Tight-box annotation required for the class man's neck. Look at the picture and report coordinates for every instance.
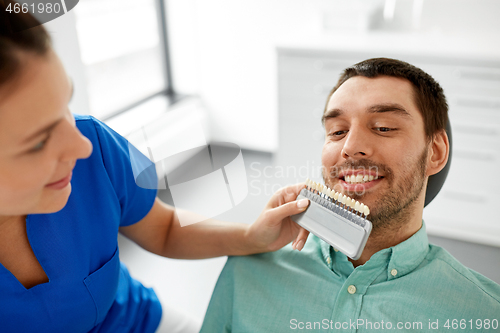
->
[348,201,424,267]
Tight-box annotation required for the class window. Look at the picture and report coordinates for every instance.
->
[74,0,169,119]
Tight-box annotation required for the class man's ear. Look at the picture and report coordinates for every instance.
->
[427,129,449,176]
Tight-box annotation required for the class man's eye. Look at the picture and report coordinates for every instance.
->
[330,130,347,136]
[375,127,394,132]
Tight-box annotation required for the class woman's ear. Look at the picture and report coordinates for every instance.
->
[427,129,449,176]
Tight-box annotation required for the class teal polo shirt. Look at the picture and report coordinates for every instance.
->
[201,223,500,332]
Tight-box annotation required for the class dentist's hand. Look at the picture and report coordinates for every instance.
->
[245,183,310,253]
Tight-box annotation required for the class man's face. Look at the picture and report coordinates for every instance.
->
[321,75,430,229]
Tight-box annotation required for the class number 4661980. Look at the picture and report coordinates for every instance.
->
[6,2,62,14]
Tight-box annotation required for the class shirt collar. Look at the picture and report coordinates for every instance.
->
[320,221,429,279]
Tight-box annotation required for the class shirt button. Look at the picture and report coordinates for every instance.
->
[326,257,331,264]
[347,285,356,294]
[391,269,398,277]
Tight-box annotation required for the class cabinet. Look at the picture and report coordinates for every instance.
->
[276,48,500,246]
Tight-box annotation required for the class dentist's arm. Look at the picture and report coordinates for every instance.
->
[119,183,310,259]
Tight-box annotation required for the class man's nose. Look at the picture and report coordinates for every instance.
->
[341,127,373,159]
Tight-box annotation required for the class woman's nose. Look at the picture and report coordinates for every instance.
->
[60,119,93,162]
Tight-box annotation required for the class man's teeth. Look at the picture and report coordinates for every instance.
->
[344,174,379,184]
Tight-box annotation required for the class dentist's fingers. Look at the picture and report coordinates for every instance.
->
[266,183,306,209]
[265,198,309,228]
[292,228,310,251]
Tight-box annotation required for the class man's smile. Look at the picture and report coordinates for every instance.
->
[335,170,386,192]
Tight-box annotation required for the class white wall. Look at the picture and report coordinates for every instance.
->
[166,0,500,152]
[44,11,90,116]
[167,0,331,152]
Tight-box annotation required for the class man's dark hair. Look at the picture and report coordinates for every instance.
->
[323,58,448,141]
[0,0,51,87]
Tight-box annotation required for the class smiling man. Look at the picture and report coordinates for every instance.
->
[200,58,500,333]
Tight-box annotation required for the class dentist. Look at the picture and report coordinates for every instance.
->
[0,4,309,332]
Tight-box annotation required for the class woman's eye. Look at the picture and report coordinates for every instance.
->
[31,138,49,152]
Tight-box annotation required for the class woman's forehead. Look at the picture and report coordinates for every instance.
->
[0,50,71,148]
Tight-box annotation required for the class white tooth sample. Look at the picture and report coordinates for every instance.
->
[363,175,369,182]
[348,198,355,209]
[345,175,350,183]
[326,188,332,197]
[306,178,311,187]
[356,174,363,183]
[369,175,374,181]
[363,205,370,216]
[333,192,339,200]
[322,186,327,195]
[345,197,352,207]
[359,203,365,214]
[339,194,345,204]
[354,201,360,212]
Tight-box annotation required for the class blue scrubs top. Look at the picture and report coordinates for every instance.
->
[0,114,162,333]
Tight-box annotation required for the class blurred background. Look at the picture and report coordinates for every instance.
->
[45,0,500,328]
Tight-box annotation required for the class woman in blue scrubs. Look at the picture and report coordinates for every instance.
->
[0,5,310,333]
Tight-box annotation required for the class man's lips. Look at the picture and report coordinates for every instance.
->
[339,176,383,192]
[46,172,72,189]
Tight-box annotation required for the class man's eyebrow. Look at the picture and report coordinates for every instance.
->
[22,118,63,144]
[321,108,343,124]
[368,103,412,118]
[322,103,411,124]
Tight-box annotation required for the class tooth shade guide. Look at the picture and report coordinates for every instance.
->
[302,179,370,220]
[292,179,373,259]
